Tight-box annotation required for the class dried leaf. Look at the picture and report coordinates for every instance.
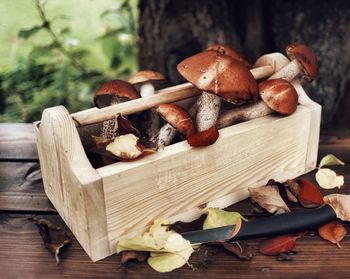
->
[318,221,347,248]
[249,185,290,214]
[106,134,144,160]
[324,194,350,222]
[29,217,71,264]
[259,235,296,256]
[121,251,149,263]
[187,126,219,147]
[319,154,345,168]
[221,241,254,260]
[115,114,142,138]
[203,208,245,230]
[316,168,344,189]
[286,178,324,208]
[117,219,194,273]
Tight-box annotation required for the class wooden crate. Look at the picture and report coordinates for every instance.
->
[33,53,321,262]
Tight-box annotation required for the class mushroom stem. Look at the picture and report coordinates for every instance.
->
[196,92,222,132]
[156,123,178,148]
[140,83,155,98]
[269,59,302,81]
[217,101,272,129]
[101,98,123,140]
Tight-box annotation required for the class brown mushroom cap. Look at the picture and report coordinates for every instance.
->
[155,104,195,137]
[177,50,258,104]
[259,79,298,115]
[128,70,165,85]
[286,44,318,81]
[206,44,251,68]
[94,80,140,108]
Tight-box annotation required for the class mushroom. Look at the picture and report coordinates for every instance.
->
[268,44,318,104]
[217,79,298,128]
[128,70,166,98]
[216,45,318,128]
[94,80,140,140]
[128,70,166,140]
[269,44,318,81]
[177,49,258,132]
[155,104,195,149]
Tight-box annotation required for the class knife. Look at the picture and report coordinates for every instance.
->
[181,204,336,244]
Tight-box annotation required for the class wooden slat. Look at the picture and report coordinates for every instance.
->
[0,124,38,160]
[2,213,350,279]
[0,162,55,212]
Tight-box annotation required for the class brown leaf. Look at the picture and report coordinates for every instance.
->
[29,217,71,264]
[115,114,142,138]
[249,185,290,214]
[324,194,350,222]
[221,241,254,260]
[187,126,219,147]
[318,221,347,248]
[121,251,149,264]
[285,179,324,208]
[259,235,297,256]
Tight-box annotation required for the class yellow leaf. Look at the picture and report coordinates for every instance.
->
[203,208,245,230]
[319,154,345,168]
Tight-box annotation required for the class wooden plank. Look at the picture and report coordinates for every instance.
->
[0,161,55,212]
[2,213,350,279]
[0,123,38,160]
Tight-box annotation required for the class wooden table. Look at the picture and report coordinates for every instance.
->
[1,123,350,279]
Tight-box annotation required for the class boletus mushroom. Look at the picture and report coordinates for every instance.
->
[94,80,140,140]
[217,79,298,128]
[177,48,258,133]
[155,104,195,149]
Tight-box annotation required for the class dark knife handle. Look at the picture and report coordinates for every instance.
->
[232,204,336,241]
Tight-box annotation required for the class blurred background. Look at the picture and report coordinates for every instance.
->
[0,0,349,126]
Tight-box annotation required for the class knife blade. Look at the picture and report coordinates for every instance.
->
[181,204,336,244]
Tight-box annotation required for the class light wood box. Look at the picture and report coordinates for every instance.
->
[34,53,321,262]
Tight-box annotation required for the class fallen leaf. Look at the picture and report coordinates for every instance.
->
[117,219,194,273]
[221,241,254,260]
[187,126,219,147]
[285,179,324,208]
[318,221,347,248]
[148,246,193,273]
[315,168,344,189]
[249,185,290,214]
[324,194,350,222]
[29,217,71,264]
[203,208,245,230]
[115,114,142,138]
[319,154,345,168]
[259,235,296,256]
[106,134,144,160]
[121,251,149,263]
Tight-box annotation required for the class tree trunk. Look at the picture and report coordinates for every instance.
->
[138,0,350,125]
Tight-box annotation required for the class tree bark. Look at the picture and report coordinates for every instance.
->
[138,0,350,125]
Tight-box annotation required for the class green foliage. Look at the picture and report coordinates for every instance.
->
[0,0,138,123]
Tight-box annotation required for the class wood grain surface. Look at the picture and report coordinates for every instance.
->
[0,124,349,278]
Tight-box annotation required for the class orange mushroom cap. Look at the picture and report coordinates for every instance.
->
[206,44,251,68]
[259,79,298,115]
[128,70,165,85]
[156,104,196,137]
[94,80,140,108]
[286,44,318,81]
[177,50,258,104]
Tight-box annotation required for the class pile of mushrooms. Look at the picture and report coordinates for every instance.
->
[89,43,318,163]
